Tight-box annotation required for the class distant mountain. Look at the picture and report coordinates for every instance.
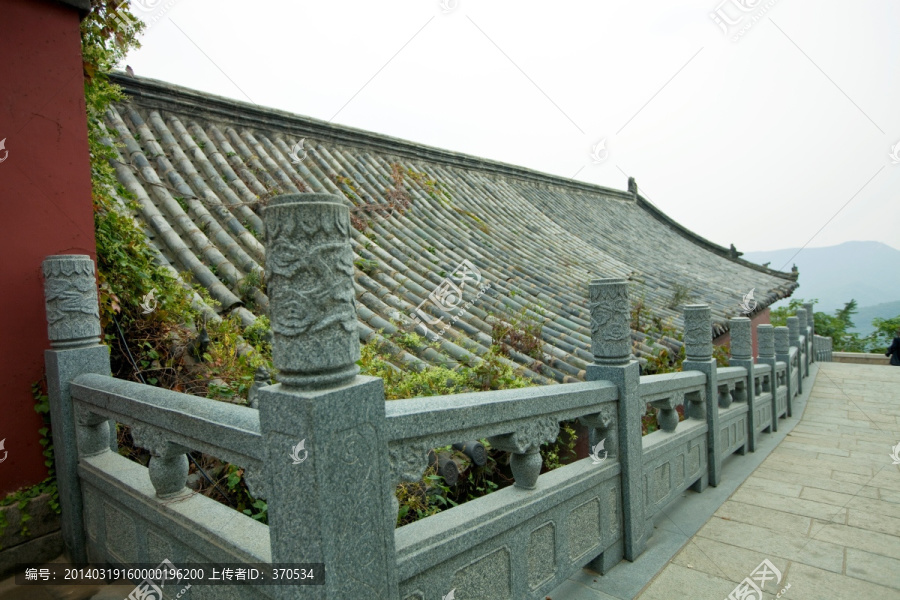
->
[743,241,900,313]
[849,300,900,336]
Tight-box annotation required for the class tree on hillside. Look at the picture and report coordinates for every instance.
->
[869,316,900,354]
[770,298,865,352]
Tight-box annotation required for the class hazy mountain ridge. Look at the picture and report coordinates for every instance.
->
[847,300,900,336]
[744,241,900,314]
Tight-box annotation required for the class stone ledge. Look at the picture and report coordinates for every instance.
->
[0,492,62,579]
[833,352,891,366]
[0,531,63,580]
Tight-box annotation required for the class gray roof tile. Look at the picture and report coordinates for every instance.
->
[105,73,797,384]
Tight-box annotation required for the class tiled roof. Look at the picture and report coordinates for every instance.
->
[103,73,798,384]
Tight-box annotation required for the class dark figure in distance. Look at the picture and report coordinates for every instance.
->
[886,329,900,366]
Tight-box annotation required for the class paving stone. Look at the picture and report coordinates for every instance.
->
[729,487,846,521]
[669,536,790,586]
[846,507,900,537]
[845,547,900,590]
[809,521,900,561]
[752,466,862,496]
[695,517,844,574]
[636,563,777,600]
[713,501,813,538]
[742,476,803,497]
[784,561,898,599]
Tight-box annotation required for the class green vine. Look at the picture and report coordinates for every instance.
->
[0,383,60,549]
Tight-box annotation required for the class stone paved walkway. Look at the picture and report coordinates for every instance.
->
[636,362,900,599]
[552,362,900,600]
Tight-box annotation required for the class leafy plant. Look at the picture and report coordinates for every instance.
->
[668,284,692,309]
[0,382,61,548]
[354,258,379,275]
[490,303,545,361]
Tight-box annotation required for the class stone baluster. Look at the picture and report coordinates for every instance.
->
[256,193,397,599]
[787,316,803,395]
[584,278,645,570]
[131,425,190,498]
[756,325,779,430]
[774,326,794,417]
[42,255,113,565]
[682,305,720,487]
[728,317,756,452]
[488,418,559,490]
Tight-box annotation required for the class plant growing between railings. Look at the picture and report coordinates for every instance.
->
[540,422,578,471]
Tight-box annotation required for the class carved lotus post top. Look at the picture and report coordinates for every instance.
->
[774,326,790,354]
[42,255,101,350]
[757,324,775,358]
[683,304,712,361]
[264,193,360,389]
[589,278,631,365]
[786,317,800,346]
[729,317,752,360]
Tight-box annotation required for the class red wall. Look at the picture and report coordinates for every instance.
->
[0,0,95,496]
[714,308,772,360]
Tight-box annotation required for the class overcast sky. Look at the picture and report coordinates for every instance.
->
[121,0,900,256]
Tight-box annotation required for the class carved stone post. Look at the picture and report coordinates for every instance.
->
[756,324,778,432]
[795,308,809,378]
[775,326,793,418]
[787,316,803,395]
[728,317,757,452]
[584,278,644,571]
[682,305,721,487]
[256,193,397,599]
[802,302,815,363]
[42,255,112,565]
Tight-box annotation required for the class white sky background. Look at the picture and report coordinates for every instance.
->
[122,0,900,257]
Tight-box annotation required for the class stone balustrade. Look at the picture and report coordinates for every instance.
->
[41,193,831,599]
